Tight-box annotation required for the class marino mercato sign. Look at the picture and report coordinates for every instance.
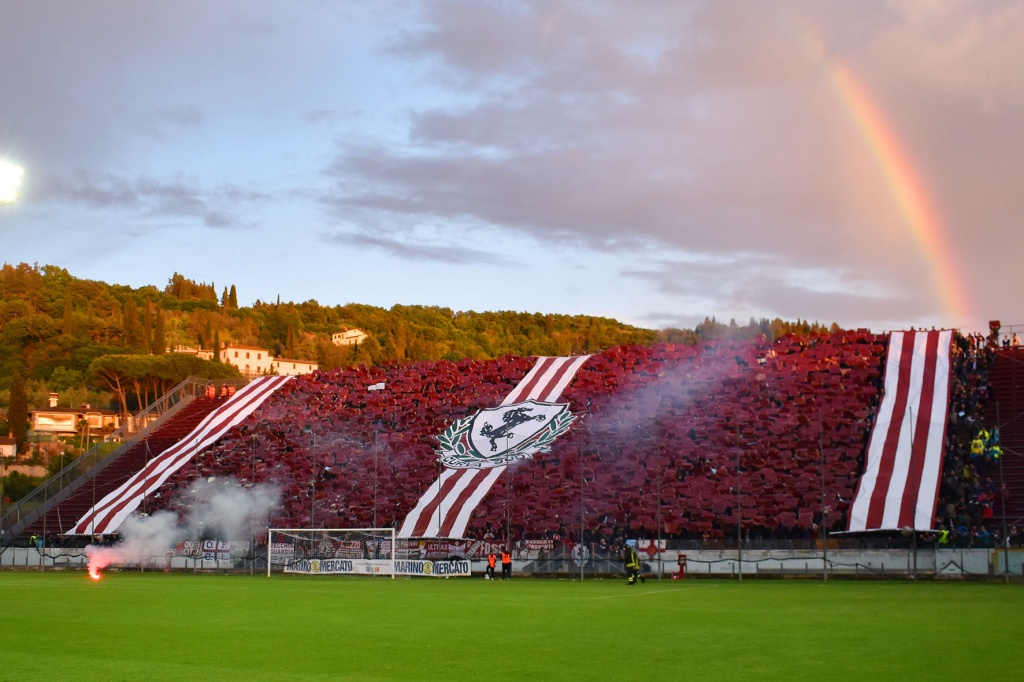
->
[395,559,471,577]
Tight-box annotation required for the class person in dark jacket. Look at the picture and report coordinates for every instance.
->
[623,544,641,585]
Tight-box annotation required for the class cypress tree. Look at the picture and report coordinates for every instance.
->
[142,303,153,352]
[122,296,146,350]
[153,310,166,354]
[8,373,28,454]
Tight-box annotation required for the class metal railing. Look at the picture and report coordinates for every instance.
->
[0,377,241,544]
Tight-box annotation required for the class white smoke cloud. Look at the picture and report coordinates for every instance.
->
[185,477,281,542]
[86,477,280,578]
[586,344,749,443]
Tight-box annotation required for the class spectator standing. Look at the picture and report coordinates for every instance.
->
[500,546,512,580]
[486,551,496,580]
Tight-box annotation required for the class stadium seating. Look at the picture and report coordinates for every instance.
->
[24,395,226,537]
[36,329,1004,550]
[158,331,898,544]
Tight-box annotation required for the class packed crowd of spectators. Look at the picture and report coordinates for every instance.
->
[933,331,1015,549]
[85,328,1016,552]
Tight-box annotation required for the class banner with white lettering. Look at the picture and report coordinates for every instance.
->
[395,559,471,577]
[284,558,393,575]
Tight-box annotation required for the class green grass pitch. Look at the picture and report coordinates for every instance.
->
[2,571,1022,681]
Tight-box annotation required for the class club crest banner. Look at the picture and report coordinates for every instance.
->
[438,400,576,470]
[399,355,591,539]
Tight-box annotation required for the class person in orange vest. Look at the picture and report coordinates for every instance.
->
[486,550,497,580]
[500,546,512,580]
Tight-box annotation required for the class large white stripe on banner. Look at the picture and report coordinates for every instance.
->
[915,338,951,528]
[446,467,505,539]
[847,330,952,532]
[69,376,292,535]
[849,331,904,521]
[415,467,477,538]
[877,332,926,527]
[399,355,590,539]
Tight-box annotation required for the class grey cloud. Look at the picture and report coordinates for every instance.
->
[622,255,927,329]
[303,109,337,124]
[157,106,204,127]
[321,230,511,266]
[325,5,863,265]
[322,133,839,261]
[36,170,261,232]
[40,171,200,210]
[203,211,239,229]
[218,184,270,203]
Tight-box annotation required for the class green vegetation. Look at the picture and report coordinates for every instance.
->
[0,262,835,389]
[1,572,1020,680]
[87,352,240,416]
[0,263,660,392]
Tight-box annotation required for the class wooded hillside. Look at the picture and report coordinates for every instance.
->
[0,262,834,417]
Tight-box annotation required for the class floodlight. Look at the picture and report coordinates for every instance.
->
[0,160,25,205]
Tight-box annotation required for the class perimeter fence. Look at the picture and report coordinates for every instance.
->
[2,539,1022,581]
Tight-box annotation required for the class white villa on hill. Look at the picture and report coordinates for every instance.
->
[171,343,319,378]
[332,328,368,346]
[219,344,274,378]
[271,357,318,376]
[213,344,318,377]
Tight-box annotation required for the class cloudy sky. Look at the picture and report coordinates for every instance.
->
[1,1,1021,334]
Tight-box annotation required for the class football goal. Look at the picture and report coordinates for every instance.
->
[266,528,396,578]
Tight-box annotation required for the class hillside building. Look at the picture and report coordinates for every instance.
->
[30,393,120,436]
[271,357,319,376]
[332,328,368,346]
[219,344,274,378]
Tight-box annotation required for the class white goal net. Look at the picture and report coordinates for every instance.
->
[266,528,396,577]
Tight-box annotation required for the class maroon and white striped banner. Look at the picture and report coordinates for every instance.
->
[847,329,953,532]
[69,375,292,535]
[399,355,590,539]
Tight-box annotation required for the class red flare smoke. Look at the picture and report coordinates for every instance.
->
[86,546,116,581]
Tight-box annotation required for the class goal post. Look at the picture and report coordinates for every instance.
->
[266,527,397,578]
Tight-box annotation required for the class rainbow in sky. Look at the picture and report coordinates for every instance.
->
[792,16,971,327]
[829,65,970,326]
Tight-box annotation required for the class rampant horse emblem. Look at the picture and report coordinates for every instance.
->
[478,406,547,451]
[438,400,576,469]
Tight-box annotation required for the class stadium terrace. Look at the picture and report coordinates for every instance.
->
[3,328,1022,580]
